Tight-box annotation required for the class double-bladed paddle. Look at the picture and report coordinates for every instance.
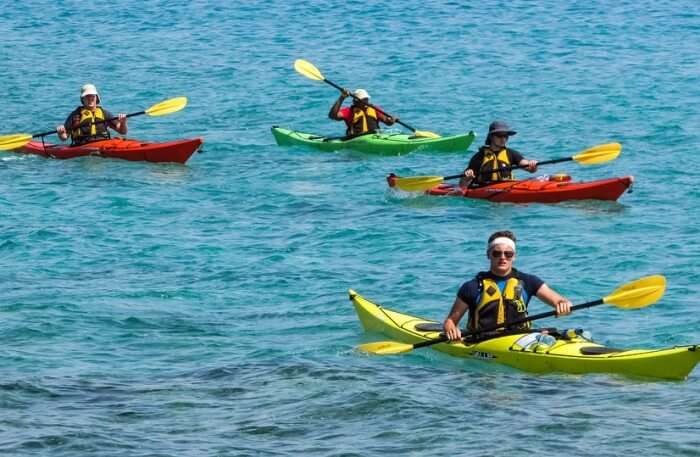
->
[357,275,665,355]
[388,142,622,192]
[293,59,440,139]
[0,97,188,151]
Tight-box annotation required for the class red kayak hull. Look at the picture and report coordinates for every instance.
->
[426,176,633,203]
[20,137,203,164]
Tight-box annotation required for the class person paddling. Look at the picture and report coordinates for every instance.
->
[460,121,538,188]
[443,231,572,342]
[328,88,397,138]
[57,84,128,146]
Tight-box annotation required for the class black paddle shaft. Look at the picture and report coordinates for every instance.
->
[441,156,574,181]
[322,77,420,133]
[411,298,604,350]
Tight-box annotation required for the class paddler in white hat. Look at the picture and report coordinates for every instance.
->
[328,88,398,138]
[57,83,128,145]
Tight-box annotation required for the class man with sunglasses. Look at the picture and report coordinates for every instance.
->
[460,121,538,188]
[443,231,571,342]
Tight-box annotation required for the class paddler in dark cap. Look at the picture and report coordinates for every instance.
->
[460,120,538,188]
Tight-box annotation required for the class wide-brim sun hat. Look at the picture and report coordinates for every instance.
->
[488,120,517,136]
[485,120,516,145]
[80,83,101,103]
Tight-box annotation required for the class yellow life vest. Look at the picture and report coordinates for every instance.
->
[468,275,530,332]
[478,147,514,183]
[349,106,379,136]
[71,107,110,144]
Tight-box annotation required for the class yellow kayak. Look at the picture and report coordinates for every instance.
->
[349,289,700,380]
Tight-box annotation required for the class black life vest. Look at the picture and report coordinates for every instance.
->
[70,106,110,145]
[477,146,514,183]
[348,105,379,136]
[468,271,530,332]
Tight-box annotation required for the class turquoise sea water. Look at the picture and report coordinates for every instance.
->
[1,1,700,455]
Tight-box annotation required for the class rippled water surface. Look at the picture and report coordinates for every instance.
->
[1,1,700,456]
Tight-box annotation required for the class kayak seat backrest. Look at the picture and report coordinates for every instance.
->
[579,346,624,355]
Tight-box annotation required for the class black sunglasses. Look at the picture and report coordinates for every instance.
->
[490,250,515,259]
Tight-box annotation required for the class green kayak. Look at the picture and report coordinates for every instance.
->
[271,126,476,155]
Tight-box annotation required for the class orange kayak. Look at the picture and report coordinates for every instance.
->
[425,175,634,203]
[20,137,203,164]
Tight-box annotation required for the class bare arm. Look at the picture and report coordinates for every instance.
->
[535,283,571,316]
[57,125,69,141]
[459,169,475,188]
[443,296,469,341]
[56,113,76,142]
[518,158,538,172]
[110,113,128,135]
[459,152,482,188]
[378,111,397,126]
[328,91,349,120]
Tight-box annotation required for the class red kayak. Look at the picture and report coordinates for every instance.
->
[424,175,634,203]
[20,137,203,164]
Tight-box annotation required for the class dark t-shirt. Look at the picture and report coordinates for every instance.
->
[457,270,544,313]
[467,147,524,180]
[64,106,116,134]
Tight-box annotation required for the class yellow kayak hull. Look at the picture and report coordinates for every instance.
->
[349,289,700,380]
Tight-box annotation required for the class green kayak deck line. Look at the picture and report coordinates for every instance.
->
[271,126,476,155]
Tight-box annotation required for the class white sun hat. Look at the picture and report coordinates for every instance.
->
[80,83,100,103]
[353,88,370,100]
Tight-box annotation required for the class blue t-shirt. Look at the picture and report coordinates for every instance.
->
[457,270,544,311]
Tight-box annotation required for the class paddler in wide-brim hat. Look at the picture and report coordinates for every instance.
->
[57,83,128,146]
[460,120,539,188]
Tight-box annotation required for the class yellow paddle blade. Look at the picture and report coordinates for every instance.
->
[356,340,415,355]
[572,142,622,165]
[391,175,446,192]
[413,130,441,139]
[145,97,188,117]
[584,142,622,154]
[0,133,33,151]
[294,59,325,81]
[603,275,666,309]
